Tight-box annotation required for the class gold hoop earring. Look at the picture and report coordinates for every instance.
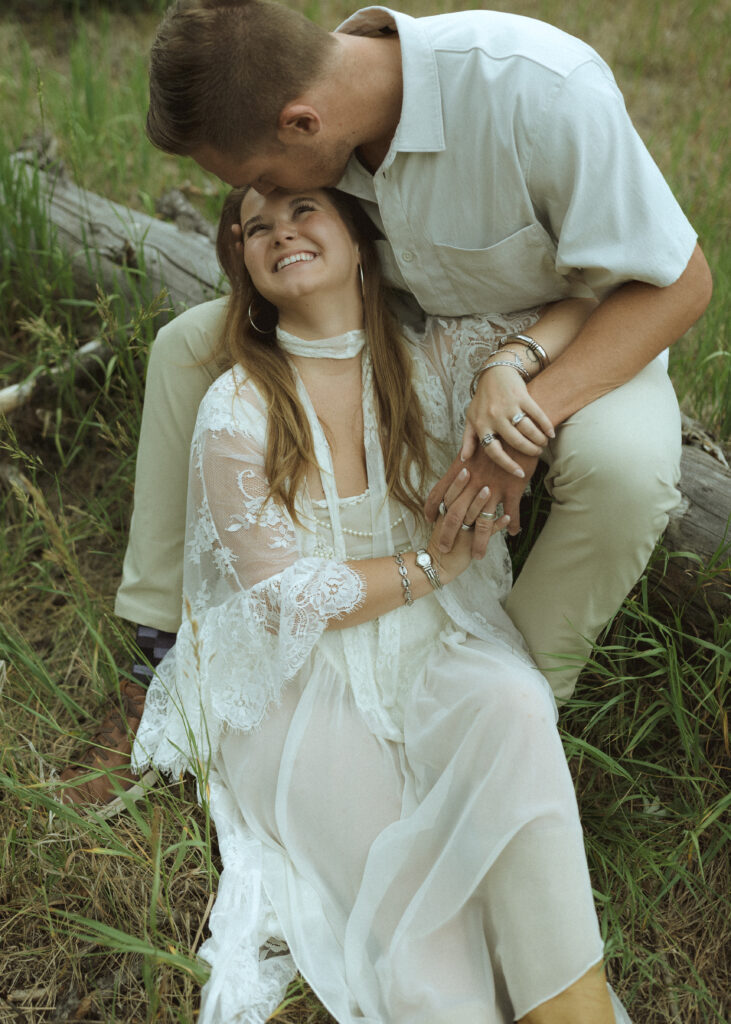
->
[248,299,274,335]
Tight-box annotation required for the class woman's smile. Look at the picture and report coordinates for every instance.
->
[274,251,320,273]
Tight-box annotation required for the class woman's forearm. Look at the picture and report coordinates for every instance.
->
[326,552,437,630]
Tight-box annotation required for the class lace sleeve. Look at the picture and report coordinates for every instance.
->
[133,368,365,776]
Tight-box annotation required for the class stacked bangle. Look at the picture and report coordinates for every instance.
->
[470,332,550,397]
[470,356,529,397]
[393,551,413,606]
[499,332,549,371]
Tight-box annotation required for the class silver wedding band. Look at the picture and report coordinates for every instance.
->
[511,411,527,426]
[460,522,474,531]
[478,510,499,521]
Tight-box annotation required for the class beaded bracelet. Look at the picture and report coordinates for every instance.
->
[499,332,549,371]
[470,357,530,397]
[393,551,413,606]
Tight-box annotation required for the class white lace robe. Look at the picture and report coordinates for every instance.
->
[134,313,630,1024]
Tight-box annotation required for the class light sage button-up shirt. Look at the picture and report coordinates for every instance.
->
[336,7,697,317]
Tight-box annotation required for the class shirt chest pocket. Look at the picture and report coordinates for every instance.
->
[432,221,574,315]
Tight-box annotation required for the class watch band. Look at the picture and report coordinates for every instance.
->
[415,548,442,591]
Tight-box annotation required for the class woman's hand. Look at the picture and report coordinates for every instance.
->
[460,363,554,476]
[427,466,510,581]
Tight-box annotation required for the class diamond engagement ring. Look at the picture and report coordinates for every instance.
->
[438,500,448,516]
[511,411,527,426]
[460,522,474,531]
[480,432,497,448]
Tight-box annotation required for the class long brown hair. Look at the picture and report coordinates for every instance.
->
[214,187,431,524]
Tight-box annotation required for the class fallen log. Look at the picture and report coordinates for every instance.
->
[646,438,729,631]
[3,154,729,634]
[5,154,223,315]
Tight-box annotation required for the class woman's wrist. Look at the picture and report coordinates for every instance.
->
[498,333,549,373]
[495,346,542,378]
[392,550,442,607]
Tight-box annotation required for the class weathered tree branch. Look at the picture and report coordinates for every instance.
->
[0,339,109,415]
[6,154,223,315]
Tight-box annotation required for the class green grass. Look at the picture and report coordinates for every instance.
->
[0,2,729,1022]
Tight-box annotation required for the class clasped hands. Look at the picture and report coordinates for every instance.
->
[425,361,555,558]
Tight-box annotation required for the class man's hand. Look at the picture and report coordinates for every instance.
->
[425,446,539,557]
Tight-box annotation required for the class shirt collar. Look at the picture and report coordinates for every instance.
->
[335,6,445,158]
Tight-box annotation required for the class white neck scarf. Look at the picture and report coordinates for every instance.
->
[276,326,366,360]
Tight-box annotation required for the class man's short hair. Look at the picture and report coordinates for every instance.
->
[147,0,336,158]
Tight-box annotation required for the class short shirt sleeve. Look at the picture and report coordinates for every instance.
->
[527,60,697,296]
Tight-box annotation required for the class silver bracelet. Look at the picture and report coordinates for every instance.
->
[470,358,530,397]
[499,332,549,371]
[393,551,414,606]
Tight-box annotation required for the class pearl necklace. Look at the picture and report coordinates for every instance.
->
[276,326,366,359]
[312,491,405,539]
[340,513,405,539]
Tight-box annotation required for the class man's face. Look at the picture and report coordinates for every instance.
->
[193,136,352,194]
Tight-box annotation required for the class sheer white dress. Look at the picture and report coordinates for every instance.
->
[133,312,632,1024]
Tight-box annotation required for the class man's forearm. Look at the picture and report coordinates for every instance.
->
[529,243,712,426]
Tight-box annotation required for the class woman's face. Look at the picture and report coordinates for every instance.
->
[239,188,361,311]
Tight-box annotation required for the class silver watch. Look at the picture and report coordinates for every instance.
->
[415,548,442,590]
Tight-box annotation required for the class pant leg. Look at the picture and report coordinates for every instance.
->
[505,356,682,702]
[114,298,228,631]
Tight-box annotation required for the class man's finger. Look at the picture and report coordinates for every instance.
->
[503,492,523,534]
[424,458,463,520]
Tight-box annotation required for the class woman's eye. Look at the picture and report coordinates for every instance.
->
[294,204,316,216]
[245,223,267,239]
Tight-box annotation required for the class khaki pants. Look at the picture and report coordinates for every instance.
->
[115,298,681,701]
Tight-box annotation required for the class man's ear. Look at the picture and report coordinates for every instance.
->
[278,102,322,139]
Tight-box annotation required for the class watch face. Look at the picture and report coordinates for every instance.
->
[416,550,430,569]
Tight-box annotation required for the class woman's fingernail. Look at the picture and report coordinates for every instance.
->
[479,486,489,498]
[503,515,511,523]
[458,468,468,480]
[549,429,555,438]
[514,469,525,478]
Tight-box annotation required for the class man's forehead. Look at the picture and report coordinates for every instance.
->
[193,144,257,185]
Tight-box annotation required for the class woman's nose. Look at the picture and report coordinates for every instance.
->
[272,219,297,244]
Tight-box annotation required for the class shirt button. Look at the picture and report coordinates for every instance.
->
[401,251,414,262]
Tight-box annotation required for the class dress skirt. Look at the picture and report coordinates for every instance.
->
[214,629,627,1023]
